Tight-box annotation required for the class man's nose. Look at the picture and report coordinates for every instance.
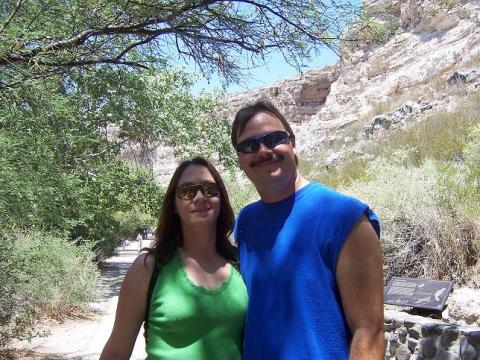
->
[257,142,273,153]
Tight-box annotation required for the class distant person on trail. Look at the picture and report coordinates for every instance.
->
[231,100,385,359]
[136,232,143,253]
[100,156,247,360]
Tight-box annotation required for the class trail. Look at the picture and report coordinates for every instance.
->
[13,242,149,360]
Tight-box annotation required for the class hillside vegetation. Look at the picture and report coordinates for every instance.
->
[302,94,480,286]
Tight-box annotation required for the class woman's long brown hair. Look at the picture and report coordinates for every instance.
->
[147,156,237,267]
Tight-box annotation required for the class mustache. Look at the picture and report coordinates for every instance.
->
[250,153,281,167]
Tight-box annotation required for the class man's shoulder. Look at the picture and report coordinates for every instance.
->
[304,182,367,213]
[238,200,261,218]
[305,182,355,202]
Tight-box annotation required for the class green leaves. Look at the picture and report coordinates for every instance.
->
[0,0,359,88]
[0,64,234,257]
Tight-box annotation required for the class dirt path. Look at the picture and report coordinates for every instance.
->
[13,242,150,360]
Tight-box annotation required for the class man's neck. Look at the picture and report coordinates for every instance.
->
[257,173,308,203]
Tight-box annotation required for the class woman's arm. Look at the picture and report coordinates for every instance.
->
[100,253,155,360]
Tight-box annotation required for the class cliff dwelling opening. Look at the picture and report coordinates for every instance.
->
[296,83,331,115]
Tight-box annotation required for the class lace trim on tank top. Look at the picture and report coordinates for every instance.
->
[174,251,235,295]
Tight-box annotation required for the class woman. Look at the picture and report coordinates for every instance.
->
[101,157,248,359]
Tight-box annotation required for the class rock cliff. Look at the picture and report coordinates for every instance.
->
[222,0,480,157]
[129,0,480,182]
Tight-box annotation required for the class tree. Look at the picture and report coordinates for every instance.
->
[0,65,232,256]
[0,0,359,88]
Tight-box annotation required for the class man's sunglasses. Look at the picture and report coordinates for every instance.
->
[176,182,219,200]
[236,130,291,154]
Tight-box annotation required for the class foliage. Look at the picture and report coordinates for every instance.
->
[302,155,369,189]
[225,178,259,216]
[0,68,219,257]
[341,146,480,285]
[0,231,99,348]
[343,8,399,51]
[0,0,360,88]
[378,112,475,162]
[114,208,156,240]
[366,19,399,44]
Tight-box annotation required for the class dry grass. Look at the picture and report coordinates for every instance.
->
[301,153,369,189]
[342,155,480,286]
[304,94,480,285]
[374,93,480,160]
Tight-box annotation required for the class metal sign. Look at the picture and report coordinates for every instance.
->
[384,277,453,310]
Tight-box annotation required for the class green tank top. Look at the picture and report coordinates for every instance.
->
[146,251,248,360]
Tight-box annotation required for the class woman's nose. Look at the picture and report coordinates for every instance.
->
[192,189,207,201]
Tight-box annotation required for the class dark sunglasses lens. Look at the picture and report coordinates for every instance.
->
[263,131,289,147]
[177,183,219,199]
[202,183,219,197]
[237,139,259,154]
[177,186,196,200]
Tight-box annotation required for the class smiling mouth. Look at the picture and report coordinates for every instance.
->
[192,208,211,213]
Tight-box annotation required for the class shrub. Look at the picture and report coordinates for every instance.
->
[0,231,100,348]
[225,178,259,216]
[341,148,479,285]
[376,112,473,163]
[301,155,369,189]
[114,208,156,239]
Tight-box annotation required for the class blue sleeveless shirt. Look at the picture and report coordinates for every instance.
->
[234,183,380,360]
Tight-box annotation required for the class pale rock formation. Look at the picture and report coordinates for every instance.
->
[135,0,480,182]
[222,0,480,158]
[121,144,178,185]
[219,65,340,125]
[443,287,480,326]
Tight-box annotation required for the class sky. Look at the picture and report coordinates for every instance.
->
[184,47,340,95]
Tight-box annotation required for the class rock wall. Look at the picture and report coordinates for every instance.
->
[221,0,480,157]
[131,0,480,181]
[219,65,339,124]
[384,310,480,359]
[363,68,480,139]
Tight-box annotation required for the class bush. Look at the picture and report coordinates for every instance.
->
[341,148,480,285]
[377,111,477,163]
[0,231,100,348]
[301,155,369,189]
[225,178,259,216]
[114,208,156,239]
[374,94,480,162]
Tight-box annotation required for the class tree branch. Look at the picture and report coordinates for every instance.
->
[0,0,25,34]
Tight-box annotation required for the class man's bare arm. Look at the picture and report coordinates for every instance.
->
[336,215,385,359]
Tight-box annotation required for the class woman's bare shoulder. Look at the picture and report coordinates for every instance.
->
[123,253,156,289]
[131,252,155,273]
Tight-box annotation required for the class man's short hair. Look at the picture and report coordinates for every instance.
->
[231,100,296,149]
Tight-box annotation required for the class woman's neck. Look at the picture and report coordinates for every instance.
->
[180,224,218,260]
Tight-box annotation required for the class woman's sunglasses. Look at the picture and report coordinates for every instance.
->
[176,182,219,200]
[236,130,291,154]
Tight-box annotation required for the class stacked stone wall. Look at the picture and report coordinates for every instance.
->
[385,310,480,359]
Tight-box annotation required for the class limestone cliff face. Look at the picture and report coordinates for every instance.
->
[223,0,480,157]
[220,65,340,125]
[130,0,480,182]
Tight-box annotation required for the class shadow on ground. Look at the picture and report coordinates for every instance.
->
[97,253,136,300]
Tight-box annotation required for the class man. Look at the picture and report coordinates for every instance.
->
[231,100,384,359]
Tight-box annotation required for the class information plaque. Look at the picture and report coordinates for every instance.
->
[384,277,453,310]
